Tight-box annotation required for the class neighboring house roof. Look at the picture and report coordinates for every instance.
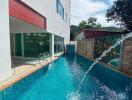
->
[74,29,125,40]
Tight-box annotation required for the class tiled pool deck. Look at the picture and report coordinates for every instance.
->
[0,53,63,91]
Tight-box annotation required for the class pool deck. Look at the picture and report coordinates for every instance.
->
[0,53,63,91]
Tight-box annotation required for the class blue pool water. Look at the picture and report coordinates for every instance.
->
[0,55,132,100]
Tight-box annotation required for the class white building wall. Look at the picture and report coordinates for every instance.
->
[0,0,11,81]
[21,0,70,41]
[74,32,85,40]
[50,34,54,56]
[0,0,70,81]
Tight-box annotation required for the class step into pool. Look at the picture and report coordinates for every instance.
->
[0,55,132,100]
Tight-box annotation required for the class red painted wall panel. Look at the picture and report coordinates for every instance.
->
[9,0,46,29]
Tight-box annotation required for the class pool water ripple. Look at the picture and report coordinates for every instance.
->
[0,55,131,100]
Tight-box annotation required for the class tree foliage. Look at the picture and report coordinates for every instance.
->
[106,0,132,31]
[70,17,102,40]
[70,25,80,40]
[79,17,102,30]
[79,20,87,29]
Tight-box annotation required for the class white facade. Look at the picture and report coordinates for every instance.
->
[21,0,70,40]
[0,0,11,81]
[0,0,70,81]
[74,32,85,40]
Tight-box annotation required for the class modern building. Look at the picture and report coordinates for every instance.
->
[0,0,70,81]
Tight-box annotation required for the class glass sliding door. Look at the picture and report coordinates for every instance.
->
[58,36,60,53]
[10,33,65,57]
[54,35,64,54]
[10,33,51,58]
[54,35,58,54]
[10,34,15,56]
[60,37,64,52]
[10,33,22,57]
[15,33,22,56]
[24,33,50,58]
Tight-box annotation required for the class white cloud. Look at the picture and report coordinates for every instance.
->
[94,12,116,27]
[70,0,117,27]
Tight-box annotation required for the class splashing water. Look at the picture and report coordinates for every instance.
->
[67,92,80,100]
[69,32,132,100]
[48,63,53,70]
[76,32,132,94]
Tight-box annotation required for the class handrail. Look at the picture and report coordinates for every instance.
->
[38,52,52,64]
[44,52,52,62]
[11,60,16,74]
[43,54,49,63]
[38,53,44,64]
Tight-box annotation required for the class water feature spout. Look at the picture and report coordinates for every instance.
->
[76,32,132,94]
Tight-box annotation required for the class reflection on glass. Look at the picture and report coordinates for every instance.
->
[10,33,64,58]
[24,33,50,57]
[54,35,64,54]
[15,33,22,56]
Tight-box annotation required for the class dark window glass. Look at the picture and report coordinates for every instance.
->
[10,34,15,56]
[54,35,64,54]
[15,33,22,56]
[54,35,58,53]
[56,0,64,19]
[24,33,50,58]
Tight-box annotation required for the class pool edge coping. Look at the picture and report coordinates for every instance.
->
[77,54,132,79]
[0,54,63,91]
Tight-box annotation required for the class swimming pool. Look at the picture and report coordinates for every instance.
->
[0,54,132,100]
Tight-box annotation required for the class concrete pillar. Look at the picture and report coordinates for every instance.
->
[121,37,132,76]
[50,34,54,56]
[119,35,124,71]
[0,0,11,81]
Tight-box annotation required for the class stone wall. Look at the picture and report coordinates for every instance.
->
[121,37,132,76]
[77,39,94,59]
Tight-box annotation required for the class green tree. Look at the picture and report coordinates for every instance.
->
[106,0,132,31]
[79,17,102,30]
[70,17,102,40]
[70,32,75,40]
[79,20,87,30]
[87,17,97,27]
[70,25,80,40]
[96,23,102,29]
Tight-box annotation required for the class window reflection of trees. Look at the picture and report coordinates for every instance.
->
[94,35,121,63]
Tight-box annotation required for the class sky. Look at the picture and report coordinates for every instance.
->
[70,0,117,27]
